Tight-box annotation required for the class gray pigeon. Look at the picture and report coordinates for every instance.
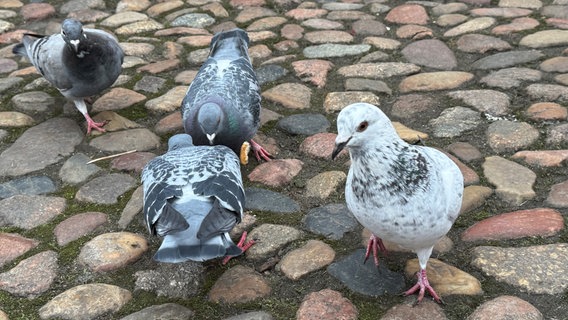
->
[332,103,463,304]
[181,28,270,163]
[142,133,254,263]
[12,18,124,134]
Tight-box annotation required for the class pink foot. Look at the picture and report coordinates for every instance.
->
[403,269,442,304]
[84,114,106,134]
[364,234,388,266]
[222,231,255,265]
[250,139,272,162]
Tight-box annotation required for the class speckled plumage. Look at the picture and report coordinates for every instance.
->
[12,18,124,134]
[141,134,246,263]
[181,28,261,156]
[333,102,464,303]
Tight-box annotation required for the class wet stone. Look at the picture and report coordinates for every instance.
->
[472,244,568,294]
[135,261,204,299]
[0,250,57,298]
[487,120,539,153]
[246,224,302,260]
[120,303,194,320]
[278,240,335,280]
[133,75,167,93]
[324,91,381,113]
[303,43,371,59]
[277,113,330,136]
[456,34,512,53]
[401,39,456,70]
[256,64,289,86]
[480,67,542,89]
[462,208,564,241]
[327,249,405,296]
[448,90,510,116]
[89,128,161,152]
[482,156,536,206]
[429,106,481,138]
[0,233,38,268]
[0,175,56,199]
[39,283,132,320]
[305,171,346,199]
[11,91,55,115]
[302,204,359,240]
[54,212,108,246]
[472,50,544,70]
[59,153,101,185]
[245,187,300,214]
[209,265,271,303]
[467,295,543,320]
[296,289,358,320]
[0,195,65,230]
[262,83,312,109]
[78,232,148,272]
[0,118,84,176]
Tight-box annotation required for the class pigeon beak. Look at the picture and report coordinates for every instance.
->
[69,39,80,53]
[332,138,350,160]
[206,133,216,145]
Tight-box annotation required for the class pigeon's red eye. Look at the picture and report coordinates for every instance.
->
[357,121,368,132]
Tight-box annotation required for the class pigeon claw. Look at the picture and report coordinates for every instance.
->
[221,231,255,265]
[403,269,443,305]
[363,234,387,267]
[86,118,107,135]
[250,139,272,162]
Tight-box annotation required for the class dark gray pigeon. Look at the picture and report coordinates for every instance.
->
[142,133,254,263]
[12,18,124,134]
[332,102,464,304]
[181,28,270,164]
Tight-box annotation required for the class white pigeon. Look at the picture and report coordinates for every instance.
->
[332,102,463,303]
[142,134,254,263]
[12,18,124,134]
[181,28,271,164]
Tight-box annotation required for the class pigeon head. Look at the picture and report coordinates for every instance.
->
[332,102,399,159]
[197,102,225,145]
[61,19,86,55]
[168,134,194,151]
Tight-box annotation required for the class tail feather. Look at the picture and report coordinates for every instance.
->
[154,232,242,263]
[12,43,27,57]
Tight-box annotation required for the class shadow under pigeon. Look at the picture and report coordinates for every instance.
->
[327,249,405,297]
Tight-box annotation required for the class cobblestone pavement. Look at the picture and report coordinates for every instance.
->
[1,0,568,319]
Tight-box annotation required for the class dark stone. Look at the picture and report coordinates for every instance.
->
[256,64,289,86]
[134,261,204,299]
[0,176,57,199]
[327,249,405,296]
[134,76,167,93]
[472,50,544,70]
[245,187,300,214]
[302,204,359,240]
[277,113,330,135]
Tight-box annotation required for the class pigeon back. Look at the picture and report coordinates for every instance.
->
[181,28,261,154]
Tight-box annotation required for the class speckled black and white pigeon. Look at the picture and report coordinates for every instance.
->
[12,18,124,134]
[332,102,463,304]
[142,133,254,263]
[181,28,270,163]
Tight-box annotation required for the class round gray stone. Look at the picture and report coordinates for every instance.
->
[429,106,481,138]
[302,204,359,240]
[59,153,101,185]
[75,173,136,205]
[277,113,330,135]
[0,175,57,199]
[245,187,300,214]
[256,64,289,86]
[171,13,215,28]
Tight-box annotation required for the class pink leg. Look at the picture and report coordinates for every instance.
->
[84,113,106,134]
[364,234,388,266]
[250,139,272,162]
[403,269,442,304]
[222,231,255,265]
